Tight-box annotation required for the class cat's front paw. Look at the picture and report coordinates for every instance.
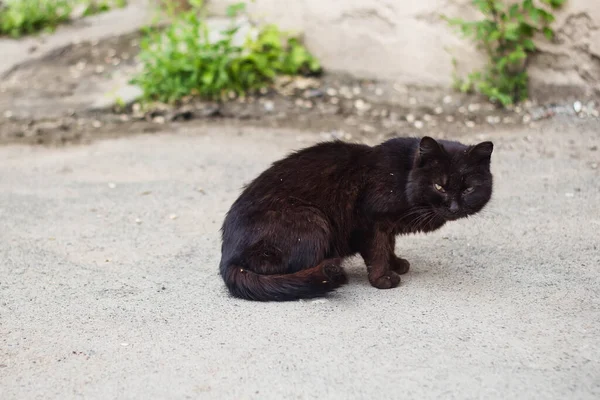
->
[369,271,401,289]
[390,256,410,275]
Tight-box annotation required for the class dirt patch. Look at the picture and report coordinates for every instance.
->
[0,31,598,146]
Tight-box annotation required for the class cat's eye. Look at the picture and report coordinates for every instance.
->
[434,183,445,192]
[463,187,474,194]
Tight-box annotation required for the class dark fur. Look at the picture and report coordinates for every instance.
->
[219,136,493,301]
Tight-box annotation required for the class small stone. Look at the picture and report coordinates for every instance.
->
[393,83,407,93]
[76,61,86,71]
[375,88,383,96]
[503,116,514,124]
[259,87,268,95]
[414,120,424,129]
[3,110,13,118]
[326,88,337,96]
[409,97,417,105]
[354,99,370,111]
[434,106,443,114]
[330,97,339,105]
[135,218,142,224]
[295,98,304,107]
[423,114,432,122]
[443,95,452,104]
[304,89,323,98]
[591,163,598,169]
[339,86,352,99]
[573,101,583,113]
[352,86,361,95]
[303,100,313,109]
[360,125,376,133]
[458,106,466,114]
[263,100,274,112]
[92,120,102,128]
[522,115,531,124]
[446,115,455,122]
[468,103,481,112]
[565,193,574,198]
[406,114,415,123]
[153,116,166,124]
[486,115,499,124]
[169,214,178,220]
[120,343,129,347]
[115,85,143,107]
[465,120,475,128]
[293,77,319,90]
[108,182,116,189]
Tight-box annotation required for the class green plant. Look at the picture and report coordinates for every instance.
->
[0,0,73,37]
[445,0,565,106]
[82,0,127,17]
[0,0,127,37]
[131,0,321,104]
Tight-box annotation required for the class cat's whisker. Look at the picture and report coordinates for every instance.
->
[410,211,433,232]
[395,207,432,225]
[420,212,436,231]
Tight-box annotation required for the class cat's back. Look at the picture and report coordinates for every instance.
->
[229,140,371,212]
[247,140,370,189]
[276,140,370,169]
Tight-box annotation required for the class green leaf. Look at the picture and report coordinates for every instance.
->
[503,22,520,41]
[507,47,527,63]
[529,7,540,24]
[541,0,566,9]
[508,4,520,18]
[226,2,246,17]
[523,38,536,51]
[543,27,554,40]
[538,9,555,24]
[472,0,492,13]
[518,22,535,38]
[497,56,509,71]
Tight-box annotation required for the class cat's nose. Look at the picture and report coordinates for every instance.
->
[449,200,459,214]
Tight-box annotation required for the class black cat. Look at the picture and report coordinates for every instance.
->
[219,136,493,301]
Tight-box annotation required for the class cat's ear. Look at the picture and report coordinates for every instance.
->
[417,136,444,167]
[468,141,494,165]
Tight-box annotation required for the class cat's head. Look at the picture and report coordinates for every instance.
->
[407,136,493,221]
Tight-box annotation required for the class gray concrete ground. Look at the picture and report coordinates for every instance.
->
[1,120,599,399]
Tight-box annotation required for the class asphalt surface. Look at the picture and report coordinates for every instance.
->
[1,120,599,399]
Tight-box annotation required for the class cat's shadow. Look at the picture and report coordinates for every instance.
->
[342,255,446,286]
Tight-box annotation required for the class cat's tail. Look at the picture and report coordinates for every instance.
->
[221,259,348,301]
